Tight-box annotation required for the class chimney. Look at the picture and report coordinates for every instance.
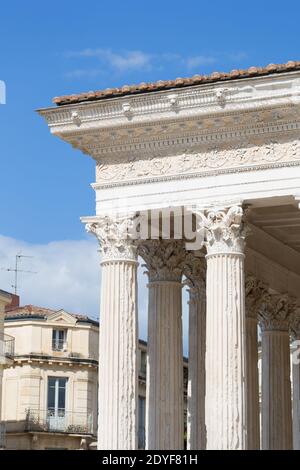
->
[5,293,20,311]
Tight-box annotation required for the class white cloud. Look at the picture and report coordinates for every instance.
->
[65,48,219,78]
[185,55,216,69]
[64,69,105,79]
[0,234,188,354]
[0,234,100,320]
[67,48,153,72]
[227,51,248,62]
[65,48,248,80]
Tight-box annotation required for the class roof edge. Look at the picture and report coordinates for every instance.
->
[53,61,300,106]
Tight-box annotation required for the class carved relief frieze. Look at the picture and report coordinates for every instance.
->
[94,138,300,186]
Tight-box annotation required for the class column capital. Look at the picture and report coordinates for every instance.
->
[85,213,138,262]
[139,239,186,282]
[195,205,248,256]
[245,274,268,320]
[184,252,206,299]
[259,292,297,332]
[290,308,300,340]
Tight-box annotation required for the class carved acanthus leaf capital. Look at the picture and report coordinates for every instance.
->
[139,239,186,282]
[184,252,206,299]
[85,213,139,262]
[290,309,300,340]
[195,205,248,256]
[258,292,297,332]
[245,274,268,320]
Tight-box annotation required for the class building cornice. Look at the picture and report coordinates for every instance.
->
[38,72,300,139]
[13,354,98,368]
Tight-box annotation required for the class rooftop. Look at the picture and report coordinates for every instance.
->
[5,304,99,326]
[53,60,300,106]
[0,289,12,299]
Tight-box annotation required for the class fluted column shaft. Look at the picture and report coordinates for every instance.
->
[187,287,206,449]
[99,259,138,449]
[245,275,264,450]
[259,293,294,450]
[261,331,292,449]
[197,205,247,450]
[245,316,260,449]
[147,280,183,449]
[290,314,300,450]
[185,255,206,450]
[140,240,185,450]
[86,215,139,450]
[206,253,246,449]
[292,345,300,450]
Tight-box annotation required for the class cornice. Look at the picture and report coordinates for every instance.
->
[38,72,300,135]
[38,73,300,193]
[74,118,300,158]
[13,354,98,367]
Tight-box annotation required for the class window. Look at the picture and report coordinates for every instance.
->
[140,350,147,376]
[47,377,68,431]
[138,396,146,449]
[52,329,67,351]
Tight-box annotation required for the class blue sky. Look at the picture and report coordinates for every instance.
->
[0,0,299,243]
[0,1,299,340]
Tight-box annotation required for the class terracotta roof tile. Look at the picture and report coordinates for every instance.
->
[5,304,97,324]
[53,61,300,106]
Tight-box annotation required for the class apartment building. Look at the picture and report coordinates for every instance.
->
[0,290,14,449]
[1,297,188,450]
[1,303,98,450]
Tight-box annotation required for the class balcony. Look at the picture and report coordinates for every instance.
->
[23,408,95,435]
[0,422,6,449]
[52,339,67,352]
[0,333,15,364]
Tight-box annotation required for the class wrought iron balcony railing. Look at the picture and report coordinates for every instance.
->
[52,339,68,351]
[24,408,95,435]
[0,333,15,360]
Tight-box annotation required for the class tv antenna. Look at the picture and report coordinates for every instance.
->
[0,253,37,294]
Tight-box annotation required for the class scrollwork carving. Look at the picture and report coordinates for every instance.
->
[95,138,300,185]
[139,239,186,282]
[245,274,268,320]
[258,292,297,332]
[184,252,206,299]
[290,309,300,340]
[195,205,248,255]
[85,214,139,262]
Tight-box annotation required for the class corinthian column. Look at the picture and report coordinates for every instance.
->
[290,310,300,450]
[85,214,139,450]
[139,240,186,450]
[184,254,206,450]
[259,293,295,450]
[245,275,264,450]
[196,205,247,450]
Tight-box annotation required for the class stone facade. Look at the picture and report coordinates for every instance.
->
[1,306,98,450]
[39,65,300,450]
